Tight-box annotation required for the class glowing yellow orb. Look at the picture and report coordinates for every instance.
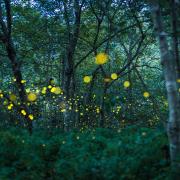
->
[9,94,17,101]
[21,109,26,116]
[51,87,62,95]
[111,73,118,80]
[3,100,8,105]
[143,92,150,98]
[28,114,34,120]
[123,81,130,88]
[41,87,47,94]
[21,80,26,84]
[61,109,66,112]
[95,53,108,65]
[83,76,91,83]
[7,103,13,110]
[27,93,37,102]
[25,88,30,93]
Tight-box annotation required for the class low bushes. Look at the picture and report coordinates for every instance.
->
[0,126,170,179]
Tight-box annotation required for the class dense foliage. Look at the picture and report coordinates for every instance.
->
[0,0,167,131]
[0,127,170,179]
[0,0,180,178]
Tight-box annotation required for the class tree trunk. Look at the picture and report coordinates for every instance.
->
[170,0,180,79]
[61,0,82,131]
[0,1,32,134]
[151,1,180,175]
[6,39,33,134]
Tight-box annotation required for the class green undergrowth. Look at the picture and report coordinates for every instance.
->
[0,126,171,180]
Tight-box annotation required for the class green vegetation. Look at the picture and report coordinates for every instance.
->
[0,0,180,178]
[0,127,170,179]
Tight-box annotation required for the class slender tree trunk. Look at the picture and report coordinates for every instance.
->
[62,0,82,131]
[170,0,180,79]
[7,40,32,134]
[151,1,180,175]
[0,1,32,133]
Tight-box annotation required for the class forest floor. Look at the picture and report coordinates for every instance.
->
[0,125,171,179]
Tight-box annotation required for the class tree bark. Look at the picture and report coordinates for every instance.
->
[170,0,180,79]
[62,0,82,131]
[0,0,32,134]
[151,1,180,175]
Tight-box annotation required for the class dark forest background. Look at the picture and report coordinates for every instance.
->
[0,0,180,179]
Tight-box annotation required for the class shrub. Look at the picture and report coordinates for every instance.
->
[0,126,170,179]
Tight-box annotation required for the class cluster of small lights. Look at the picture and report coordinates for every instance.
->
[1,52,175,129]
[112,105,121,114]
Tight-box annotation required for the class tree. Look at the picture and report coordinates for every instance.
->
[0,0,32,133]
[151,0,180,176]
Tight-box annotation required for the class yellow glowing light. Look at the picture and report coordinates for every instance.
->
[104,78,111,83]
[51,87,62,95]
[7,103,13,110]
[28,114,34,120]
[26,88,30,93]
[83,76,91,83]
[27,93,37,102]
[96,108,100,113]
[21,109,26,116]
[51,87,56,92]
[41,87,47,94]
[9,94,17,101]
[3,101,8,105]
[95,53,108,65]
[143,92,150,98]
[35,89,40,94]
[123,81,130,88]
[61,109,66,112]
[111,73,118,80]
[21,80,26,84]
